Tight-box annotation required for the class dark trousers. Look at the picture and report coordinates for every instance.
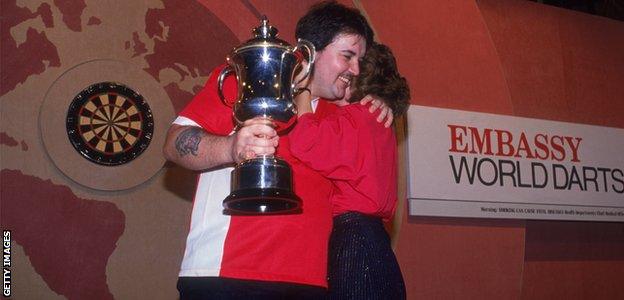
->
[177,276,327,300]
[327,212,406,300]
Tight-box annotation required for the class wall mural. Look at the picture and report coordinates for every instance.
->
[1,0,321,298]
[1,0,237,298]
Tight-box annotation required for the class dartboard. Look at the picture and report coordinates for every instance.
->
[66,82,154,166]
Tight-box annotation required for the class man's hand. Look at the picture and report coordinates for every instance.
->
[360,95,394,128]
[231,118,279,163]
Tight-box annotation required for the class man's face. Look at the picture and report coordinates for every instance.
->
[309,33,366,100]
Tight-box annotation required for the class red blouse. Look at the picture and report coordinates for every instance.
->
[289,102,398,220]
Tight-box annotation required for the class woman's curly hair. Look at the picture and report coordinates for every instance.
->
[348,43,410,117]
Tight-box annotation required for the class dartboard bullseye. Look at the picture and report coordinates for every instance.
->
[66,82,154,166]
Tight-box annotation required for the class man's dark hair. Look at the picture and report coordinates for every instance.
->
[295,1,374,51]
[349,42,410,117]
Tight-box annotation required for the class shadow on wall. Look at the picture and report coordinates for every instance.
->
[525,220,624,261]
[162,162,200,202]
[407,215,624,261]
[408,215,526,229]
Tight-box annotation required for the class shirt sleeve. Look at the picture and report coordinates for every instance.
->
[178,64,236,136]
[288,105,379,181]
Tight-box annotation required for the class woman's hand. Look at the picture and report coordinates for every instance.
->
[294,87,313,116]
[294,60,313,116]
[294,60,311,91]
[360,95,394,128]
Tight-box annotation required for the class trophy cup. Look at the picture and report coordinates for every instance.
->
[217,17,315,215]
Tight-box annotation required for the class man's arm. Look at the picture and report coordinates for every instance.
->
[294,89,314,116]
[163,119,279,171]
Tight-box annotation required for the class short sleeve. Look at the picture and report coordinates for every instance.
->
[178,64,237,136]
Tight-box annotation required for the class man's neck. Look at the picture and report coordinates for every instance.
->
[332,99,349,106]
[311,95,350,107]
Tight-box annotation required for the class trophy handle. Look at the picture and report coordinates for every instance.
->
[292,39,316,92]
[217,65,235,107]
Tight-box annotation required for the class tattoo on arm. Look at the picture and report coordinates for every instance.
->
[175,127,204,157]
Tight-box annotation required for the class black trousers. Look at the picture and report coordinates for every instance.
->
[327,212,406,300]
[177,277,327,300]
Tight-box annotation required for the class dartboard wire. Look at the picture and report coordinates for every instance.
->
[113,110,129,122]
[113,95,126,119]
[88,117,107,125]
[94,108,109,123]
[113,113,134,141]
[103,125,111,142]
[104,105,112,121]
[104,126,114,141]
[111,125,126,142]
[109,94,124,119]
[93,123,108,136]
[108,126,120,143]
[98,94,109,109]
[111,105,121,122]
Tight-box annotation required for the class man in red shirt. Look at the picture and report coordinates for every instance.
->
[163,2,392,299]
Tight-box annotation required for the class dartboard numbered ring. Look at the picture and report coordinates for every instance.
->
[66,82,154,166]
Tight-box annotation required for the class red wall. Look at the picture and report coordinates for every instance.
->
[359,0,624,298]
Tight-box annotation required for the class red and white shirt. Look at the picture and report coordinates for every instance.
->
[175,65,333,287]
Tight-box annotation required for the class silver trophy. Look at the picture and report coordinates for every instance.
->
[217,17,315,215]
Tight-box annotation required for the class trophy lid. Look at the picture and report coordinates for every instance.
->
[235,16,292,51]
[253,16,278,39]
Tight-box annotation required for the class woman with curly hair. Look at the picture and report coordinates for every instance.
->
[290,42,410,299]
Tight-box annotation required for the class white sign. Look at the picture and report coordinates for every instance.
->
[407,105,624,222]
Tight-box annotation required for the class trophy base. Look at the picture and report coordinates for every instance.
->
[223,188,302,215]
